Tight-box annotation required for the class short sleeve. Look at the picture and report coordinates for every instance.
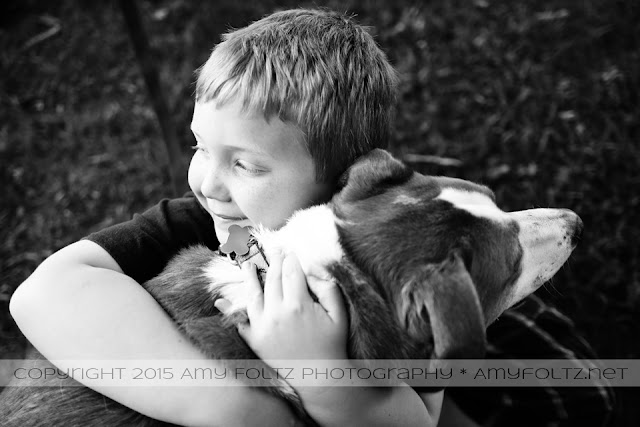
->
[83,193,219,284]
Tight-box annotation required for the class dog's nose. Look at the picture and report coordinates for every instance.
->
[571,216,584,246]
[569,213,584,247]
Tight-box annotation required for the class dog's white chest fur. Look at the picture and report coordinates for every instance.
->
[202,205,344,314]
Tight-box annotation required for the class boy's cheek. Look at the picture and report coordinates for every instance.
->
[187,160,205,196]
[187,161,198,189]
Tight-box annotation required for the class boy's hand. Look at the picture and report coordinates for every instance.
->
[215,253,440,427]
[218,252,348,361]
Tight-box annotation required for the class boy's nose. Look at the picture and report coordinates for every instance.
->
[201,168,231,202]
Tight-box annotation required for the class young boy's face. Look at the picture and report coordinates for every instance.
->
[189,100,333,243]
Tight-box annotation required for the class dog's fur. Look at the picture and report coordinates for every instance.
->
[0,149,582,426]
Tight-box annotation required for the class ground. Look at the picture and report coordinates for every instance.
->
[0,0,638,425]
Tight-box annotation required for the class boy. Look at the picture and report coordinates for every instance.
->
[10,8,442,426]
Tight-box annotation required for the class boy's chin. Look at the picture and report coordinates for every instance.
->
[213,223,231,243]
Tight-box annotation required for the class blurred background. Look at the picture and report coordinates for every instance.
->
[0,0,638,425]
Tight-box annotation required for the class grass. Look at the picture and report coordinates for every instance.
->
[1,0,638,425]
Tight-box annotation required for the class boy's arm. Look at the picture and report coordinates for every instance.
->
[10,240,299,427]
[296,383,443,427]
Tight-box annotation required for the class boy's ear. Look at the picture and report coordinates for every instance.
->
[336,149,413,201]
[397,250,487,359]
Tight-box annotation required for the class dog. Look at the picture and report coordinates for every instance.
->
[0,149,582,426]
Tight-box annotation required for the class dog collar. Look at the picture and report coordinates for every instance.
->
[218,235,268,267]
[218,225,269,283]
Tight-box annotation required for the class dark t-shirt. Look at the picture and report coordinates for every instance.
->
[84,193,219,283]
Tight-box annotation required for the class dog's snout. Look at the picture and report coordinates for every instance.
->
[570,214,584,246]
[557,208,583,247]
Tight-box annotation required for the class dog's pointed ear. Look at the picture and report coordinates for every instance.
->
[398,250,487,359]
[336,149,413,199]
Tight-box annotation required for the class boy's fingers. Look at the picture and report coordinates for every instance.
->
[214,298,231,314]
[281,253,313,305]
[242,262,262,293]
[307,276,348,325]
[236,321,252,342]
[214,296,253,341]
[264,251,284,308]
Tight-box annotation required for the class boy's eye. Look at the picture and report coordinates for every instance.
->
[235,160,263,175]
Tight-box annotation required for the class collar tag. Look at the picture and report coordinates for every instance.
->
[218,225,269,277]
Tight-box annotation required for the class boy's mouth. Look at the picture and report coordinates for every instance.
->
[213,213,247,221]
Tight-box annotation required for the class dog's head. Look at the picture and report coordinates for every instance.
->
[330,149,583,359]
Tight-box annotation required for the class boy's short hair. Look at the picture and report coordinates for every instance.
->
[195,8,398,184]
